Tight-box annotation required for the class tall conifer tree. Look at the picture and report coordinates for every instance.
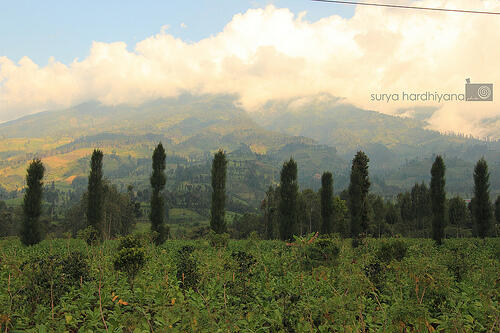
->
[150,143,168,244]
[87,149,104,240]
[473,158,492,238]
[430,155,446,245]
[210,149,227,234]
[348,151,370,238]
[279,158,298,241]
[320,171,334,234]
[20,159,45,246]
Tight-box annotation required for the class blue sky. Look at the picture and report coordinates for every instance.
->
[0,0,355,65]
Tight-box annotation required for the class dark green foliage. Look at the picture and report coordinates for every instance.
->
[279,158,298,241]
[495,195,500,225]
[21,159,45,246]
[87,149,104,240]
[68,182,136,240]
[303,238,340,269]
[385,202,401,226]
[473,158,492,238]
[77,225,99,245]
[348,151,370,239]
[0,201,17,237]
[150,142,169,245]
[448,196,469,238]
[210,149,227,234]
[377,240,408,263]
[231,213,264,239]
[226,251,257,305]
[207,229,229,248]
[431,155,446,245]
[411,182,431,230]
[113,234,146,288]
[320,172,334,234]
[176,245,199,290]
[262,186,279,239]
[21,251,89,309]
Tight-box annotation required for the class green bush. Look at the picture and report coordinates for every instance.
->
[303,238,340,269]
[113,234,146,288]
[176,245,199,290]
[20,251,89,310]
[377,239,408,263]
[207,230,229,248]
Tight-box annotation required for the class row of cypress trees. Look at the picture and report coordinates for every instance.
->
[16,144,495,246]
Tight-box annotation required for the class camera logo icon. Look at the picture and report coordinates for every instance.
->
[465,78,493,101]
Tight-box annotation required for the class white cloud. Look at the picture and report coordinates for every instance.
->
[180,22,187,29]
[0,0,499,138]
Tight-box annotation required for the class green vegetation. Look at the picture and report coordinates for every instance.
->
[210,149,227,234]
[278,158,298,241]
[473,158,492,238]
[150,143,169,244]
[431,156,446,245]
[20,159,45,246]
[87,149,104,241]
[349,151,370,240]
[0,237,498,331]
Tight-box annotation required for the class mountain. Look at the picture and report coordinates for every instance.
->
[0,95,347,208]
[252,94,500,167]
[0,94,498,201]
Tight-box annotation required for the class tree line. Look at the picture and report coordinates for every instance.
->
[5,144,500,246]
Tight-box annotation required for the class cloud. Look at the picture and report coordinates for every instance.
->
[0,0,499,138]
[180,22,187,29]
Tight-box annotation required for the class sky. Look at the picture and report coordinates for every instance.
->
[0,0,499,138]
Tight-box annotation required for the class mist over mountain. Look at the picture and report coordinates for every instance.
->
[0,94,498,200]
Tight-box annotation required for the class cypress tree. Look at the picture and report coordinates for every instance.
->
[473,158,492,238]
[348,151,370,238]
[495,195,500,227]
[320,171,334,234]
[210,149,227,234]
[430,155,446,245]
[87,149,104,240]
[495,195,500,228]
[150,143,168,244]
[279,158,298,241]
[20,159,45,246]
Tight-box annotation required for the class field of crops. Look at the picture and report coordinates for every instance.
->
[0,236,499,332]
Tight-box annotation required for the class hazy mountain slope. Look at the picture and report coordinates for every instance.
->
[253,94,499,168]
[0,94,497,200]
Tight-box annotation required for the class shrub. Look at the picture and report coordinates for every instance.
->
[113,234,146,289]
[176,245,199,290]
[77,225,99,245]
[207,230,229,248]
[303,238,340,269]
[20,251,89,311]
[377,239,408,263]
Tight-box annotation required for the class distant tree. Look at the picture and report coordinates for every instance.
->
[430,155,446,245]
[262,186,279,239]
[150,143,168,244]
[411,182,431,230]
[370,194,386,238]
[448,196,468,238]
[385,202,401,228]
[20,159,45,246]
[333,196,349,237]
[320,172,334,234]
[279,158,298,241]
[348,151,370,239]
[87,149,104,241]
[210,149,227,234]
[495,195,500,226]
[472,158,492,238]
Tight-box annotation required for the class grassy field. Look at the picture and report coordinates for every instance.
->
[0,236,498,332]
